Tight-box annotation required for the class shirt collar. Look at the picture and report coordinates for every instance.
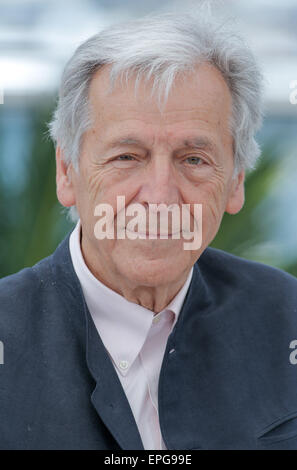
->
[69,220,193,375]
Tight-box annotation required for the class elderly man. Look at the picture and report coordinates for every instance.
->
[1,12,297,451]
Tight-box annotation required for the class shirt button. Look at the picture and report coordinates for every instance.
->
[153,316,160,324]
[119,360,129,370]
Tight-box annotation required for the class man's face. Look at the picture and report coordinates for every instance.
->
[57,63,244,288]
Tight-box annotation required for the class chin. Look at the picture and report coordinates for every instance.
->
[115,254,186,287]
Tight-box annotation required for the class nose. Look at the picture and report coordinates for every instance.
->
[137,153,180,208]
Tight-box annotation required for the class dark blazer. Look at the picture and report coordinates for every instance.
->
[1,232,297,450]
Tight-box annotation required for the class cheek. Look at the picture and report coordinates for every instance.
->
[85,165,115,202]
[77,167,142,233]
[77,167,123,221]
[86,162,140,199]
[190,175,229,225]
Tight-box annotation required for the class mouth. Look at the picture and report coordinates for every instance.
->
[125,228,181,238]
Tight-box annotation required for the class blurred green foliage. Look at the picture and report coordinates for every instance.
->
[0,105,74,277]
[0,105,296,278]
[211,147,297,278]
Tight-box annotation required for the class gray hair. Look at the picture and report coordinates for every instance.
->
[49,11,264,222]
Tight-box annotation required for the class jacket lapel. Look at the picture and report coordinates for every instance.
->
[86,306,144,450]
[51,233,144,450]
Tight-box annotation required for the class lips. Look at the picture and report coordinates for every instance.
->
[125,229,181,237]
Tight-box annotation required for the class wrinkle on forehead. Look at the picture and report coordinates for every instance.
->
[87,62,233,163]
[103,134,218,154]
[89,62,232,117]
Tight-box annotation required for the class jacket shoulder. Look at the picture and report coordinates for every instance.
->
[0,255,53,335]
[0,255,52,298]
[199,247,297,282]
[199,246,297,298]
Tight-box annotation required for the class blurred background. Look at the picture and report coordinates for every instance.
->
[0,0,296,278]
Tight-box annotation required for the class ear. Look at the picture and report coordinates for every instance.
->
[56,146,76,207]
[225,170,245,215]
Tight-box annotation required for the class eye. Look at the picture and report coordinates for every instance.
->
[184,156,204,165]
[116,154,136,161]
[111,154,138,169]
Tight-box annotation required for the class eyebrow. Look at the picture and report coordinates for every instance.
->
[106,137,145,149]
[105,136,217,153]
[181,137,217,154]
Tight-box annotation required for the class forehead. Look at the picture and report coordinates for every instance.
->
[88,63,232,139]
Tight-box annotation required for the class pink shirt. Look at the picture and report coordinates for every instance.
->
[69,221,193,450]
